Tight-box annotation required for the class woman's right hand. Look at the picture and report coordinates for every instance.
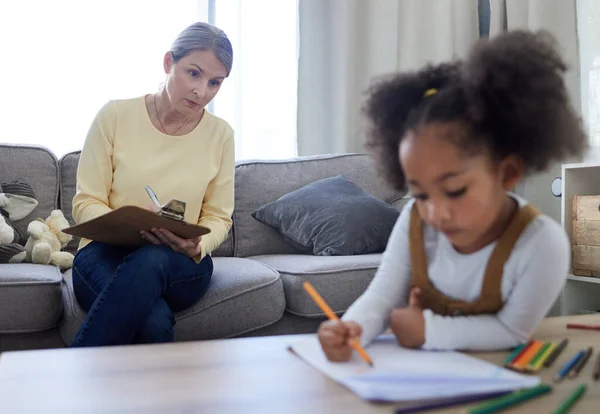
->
[317,320,362,362]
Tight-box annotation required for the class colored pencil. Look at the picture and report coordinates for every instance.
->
[530,343,557,372]
[302,281,374,367]
[527,341,552,371]
[569,347,593,378]
[552,384,586,414]
[512,340,544,371]
[504,343,526,365]
[554,350,585,382]
[593,352,600,381]
[566,323,600,331]
[394,390,511,413]
[544,339,569,367]
[468,384,552,414]
[506,340,535,368]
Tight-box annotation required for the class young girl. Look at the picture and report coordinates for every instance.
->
[318,30,587,360]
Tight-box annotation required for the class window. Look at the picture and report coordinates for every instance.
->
[0,0,298,160]
[212,0,299,160]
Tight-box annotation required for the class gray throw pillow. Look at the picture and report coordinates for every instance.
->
[251,174,400,256]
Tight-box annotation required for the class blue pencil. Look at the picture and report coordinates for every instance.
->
[554,350,585,382]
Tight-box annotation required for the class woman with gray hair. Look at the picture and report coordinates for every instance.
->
[70,22,234,347]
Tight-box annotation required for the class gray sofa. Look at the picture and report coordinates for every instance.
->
[0,144,406,352]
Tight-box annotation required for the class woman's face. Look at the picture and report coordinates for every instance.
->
[163,49,228,115]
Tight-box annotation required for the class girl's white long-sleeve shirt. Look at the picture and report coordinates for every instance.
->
[342,194,570,351]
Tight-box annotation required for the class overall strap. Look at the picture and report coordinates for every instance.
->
[409,204,430,289]
[478,204,541,304]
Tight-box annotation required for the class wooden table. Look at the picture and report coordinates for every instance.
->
[1,315,599,413]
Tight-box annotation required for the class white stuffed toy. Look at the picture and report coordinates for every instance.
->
[0,215,26,263]
[24,210,74,270]
[45,209,73,249]
[0,215,13,245]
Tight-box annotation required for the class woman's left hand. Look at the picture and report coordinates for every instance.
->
[141,228,202,258]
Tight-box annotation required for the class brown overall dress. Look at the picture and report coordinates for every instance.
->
[408,202,540,316]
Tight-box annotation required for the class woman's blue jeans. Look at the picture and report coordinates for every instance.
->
[70,242,213,347]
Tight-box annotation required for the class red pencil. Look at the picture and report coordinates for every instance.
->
[567,323,600,331]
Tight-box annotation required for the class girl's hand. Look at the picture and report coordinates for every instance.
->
[390,287,425,348]
[317,320,362,362]
[141,228,202,258]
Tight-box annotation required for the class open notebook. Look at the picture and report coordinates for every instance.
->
[288,335,540,404]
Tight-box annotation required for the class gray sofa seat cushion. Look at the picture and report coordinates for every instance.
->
[59,257,285,344]
[0,264,63,333]
[249,254,381,317]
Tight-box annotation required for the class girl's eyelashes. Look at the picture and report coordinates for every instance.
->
[411,187,467,201]
[446,187,467,198]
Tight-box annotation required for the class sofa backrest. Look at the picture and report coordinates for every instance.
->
[0,144,60,232]
[59,151,82,254]
[2,146,405,259]
[232,154,407,257]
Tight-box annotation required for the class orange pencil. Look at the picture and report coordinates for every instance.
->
[302,281,374,367]
[511,340,544,371]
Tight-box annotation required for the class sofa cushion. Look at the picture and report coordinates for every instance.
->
[59,257,285,344]
[58,151,234,257]
[58,151,80,254]
[250,254,381,317]
[0,144,59,228]
[233,154,406,257]
[0,264,63,333]
[251,174,400,256]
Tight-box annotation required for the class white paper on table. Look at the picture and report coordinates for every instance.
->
[288,335,540,403]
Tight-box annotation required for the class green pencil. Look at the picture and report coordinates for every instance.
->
[527,341,552,370]
[468,384,552,414]
[552,384,586,414]
[530,343,557,372]
[504,343,526,365]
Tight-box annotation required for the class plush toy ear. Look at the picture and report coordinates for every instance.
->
[0,179,38,221]
[1,179,36,199]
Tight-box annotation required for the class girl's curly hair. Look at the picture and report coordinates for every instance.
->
[363,30,588,191]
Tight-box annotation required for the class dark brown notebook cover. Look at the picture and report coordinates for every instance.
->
[63,206,211,246]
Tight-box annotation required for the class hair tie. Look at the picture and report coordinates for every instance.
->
[423,88,438,98]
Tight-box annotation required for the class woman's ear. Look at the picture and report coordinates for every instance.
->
[163,52,174,74]
[500,155,525,191]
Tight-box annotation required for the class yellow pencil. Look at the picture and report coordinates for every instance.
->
[526,341,552,372]
[302,281,374,367]
[530,343,557,372]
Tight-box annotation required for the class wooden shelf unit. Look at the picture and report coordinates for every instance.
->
[559,161,600,315]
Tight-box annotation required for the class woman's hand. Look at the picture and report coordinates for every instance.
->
[390,287,425,349]
[317,320,362,362]
[141,228,202,258]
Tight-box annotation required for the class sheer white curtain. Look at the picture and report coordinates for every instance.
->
[0,0,298,160]
[577,0,600,160]
[296,0,480,156]
[489,0,580,221]
[212,0,299,160]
